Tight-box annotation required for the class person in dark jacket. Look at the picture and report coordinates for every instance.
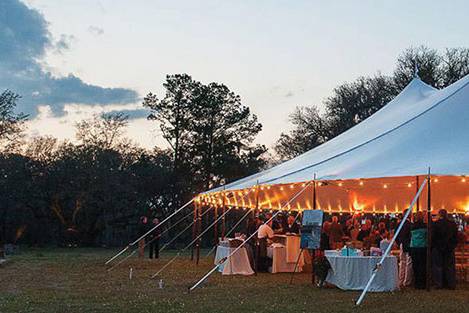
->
[410,212,427,289]
[320,221,331,251]
[285,215,300,234]
[432,209,458,289]
[148,218,161,259]
[357,219,371,242]
[329,216,344,249]
[396,211,413,288]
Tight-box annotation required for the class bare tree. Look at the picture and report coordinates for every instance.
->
[75,112,129,149]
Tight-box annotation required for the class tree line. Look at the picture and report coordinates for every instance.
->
[1,46,469,247]
[274,46,469,160]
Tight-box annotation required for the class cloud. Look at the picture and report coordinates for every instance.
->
[26,103,156,148]
[0,0,138,117]
[54,34,75,54]
[88,25,104,36]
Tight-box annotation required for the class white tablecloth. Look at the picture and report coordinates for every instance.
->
[285,235,302,263]
[325,252,398,292]
[267,243,304,273]
[215,245,254,276]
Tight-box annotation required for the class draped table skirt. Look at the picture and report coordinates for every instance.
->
[215,245,254,275]
[325,251,398,292]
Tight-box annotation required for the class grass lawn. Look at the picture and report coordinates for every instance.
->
[0,248,468,313]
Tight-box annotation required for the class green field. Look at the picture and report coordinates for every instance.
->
[0,248,468,313]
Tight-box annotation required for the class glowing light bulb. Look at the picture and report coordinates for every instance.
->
[359,181,364,186]
[290,184,294,189]
[462,177,467,183]
[338,182,343,187]
[383,184,388,189]
[434,178,439,183]
[407,183,412,188]
[267,186,271,190]
[280,186,284,191]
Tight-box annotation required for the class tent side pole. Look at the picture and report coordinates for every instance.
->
[312,174,317,285]
[253,182,260,275]
[416,176,420,212]
[221,198,226,240]
[313,174,317,210]
[426,170,432,291]
[213,203,218,247]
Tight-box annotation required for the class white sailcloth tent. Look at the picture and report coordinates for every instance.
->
[198,73,469,214]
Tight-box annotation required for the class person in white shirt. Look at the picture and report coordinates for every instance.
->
[258,222,274,240]
[257,216,275,272]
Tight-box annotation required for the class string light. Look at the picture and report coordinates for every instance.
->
[280,186,284,191]
[383,184,388,189]
[359,181,364,186]
[462,177,467,183]
[338,182,343,187]
[407,183,412,188]
[290,184,294,189]
[434,178,439,183]
[267,186,271,190]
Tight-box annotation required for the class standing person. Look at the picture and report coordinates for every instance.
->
[396,211,413,288]
[285,215,300,234]
[329,216,344,249]
[320,221,331,251]
[432,209,458,289]
[138,216,148,258]
[357,219,371,242]
[257,216,274,272]
[410,212,427,289]
[148,218,161,259]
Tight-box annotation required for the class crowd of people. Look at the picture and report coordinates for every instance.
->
[244,213,301,272]
[319,209,466,290]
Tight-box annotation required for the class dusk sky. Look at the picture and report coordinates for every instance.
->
[3,0,469,148]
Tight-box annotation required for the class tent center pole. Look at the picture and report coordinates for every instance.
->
[426,170,432,291]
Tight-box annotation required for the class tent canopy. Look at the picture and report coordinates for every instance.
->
[200,74,469,214]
